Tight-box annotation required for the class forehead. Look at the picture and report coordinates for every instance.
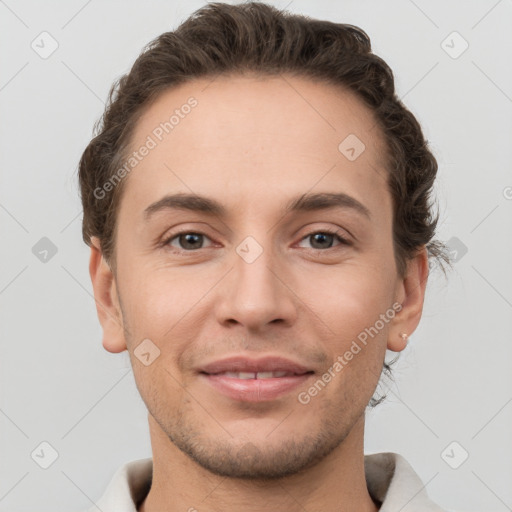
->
[120,73,390,221]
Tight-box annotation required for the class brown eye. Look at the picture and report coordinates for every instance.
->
[298,230,350,250]
[164,232,213,251]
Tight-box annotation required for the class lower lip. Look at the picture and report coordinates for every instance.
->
[200,373,314,402]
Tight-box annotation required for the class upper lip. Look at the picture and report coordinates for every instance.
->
[198,355,314,375]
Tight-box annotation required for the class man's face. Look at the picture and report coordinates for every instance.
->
[99,74,414,478]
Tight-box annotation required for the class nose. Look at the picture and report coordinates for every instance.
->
[214,240,298,332]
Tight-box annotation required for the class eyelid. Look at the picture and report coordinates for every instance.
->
[161,229,215,250]
[160,225,352,253]
[296,227,352,249]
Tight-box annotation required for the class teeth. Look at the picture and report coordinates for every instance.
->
[239,372,257,380]
[219,371,294,379]
[257,371,289,378]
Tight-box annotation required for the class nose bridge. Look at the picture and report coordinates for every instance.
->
[215,233,297,329]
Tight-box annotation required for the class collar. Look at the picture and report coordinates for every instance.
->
[87,452,447,511]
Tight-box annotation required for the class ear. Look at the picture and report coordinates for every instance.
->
[89,236,127,353]
[388,246,429,352]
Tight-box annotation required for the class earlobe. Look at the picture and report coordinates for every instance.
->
[89,237,127,354]
[388,247,429,352]
[388,331,409,352]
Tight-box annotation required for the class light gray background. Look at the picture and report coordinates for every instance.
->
[1,1,511,511]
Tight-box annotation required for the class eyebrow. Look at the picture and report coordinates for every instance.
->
[143,191,372,222]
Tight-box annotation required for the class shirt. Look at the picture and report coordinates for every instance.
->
[84,452,449,511]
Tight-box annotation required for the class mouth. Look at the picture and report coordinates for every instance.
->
[206,370,309,379]
[197,356,315,402]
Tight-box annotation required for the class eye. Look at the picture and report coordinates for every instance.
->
[298,229,351,250]
[163,231,214,251]
[160,228,350,253]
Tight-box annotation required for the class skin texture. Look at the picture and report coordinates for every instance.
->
[89,74,429,512]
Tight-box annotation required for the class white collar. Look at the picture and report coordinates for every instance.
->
[87,452,447,511]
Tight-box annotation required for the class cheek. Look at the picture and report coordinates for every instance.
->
[122,266,200,334]
[305,265,395,336]
[123,273,193,398]
[121,269,215,393]
[303,267,394,395]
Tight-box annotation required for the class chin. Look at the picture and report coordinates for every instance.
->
[162,410,350,480]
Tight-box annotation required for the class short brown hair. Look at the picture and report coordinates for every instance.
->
[78,1,450,406]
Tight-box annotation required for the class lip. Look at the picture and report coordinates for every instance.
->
[198,355,312,375]
[198,355,315,403]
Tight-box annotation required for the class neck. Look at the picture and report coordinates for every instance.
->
[138,413,379,512]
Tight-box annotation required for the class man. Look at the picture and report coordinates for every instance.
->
[80,2,450,510]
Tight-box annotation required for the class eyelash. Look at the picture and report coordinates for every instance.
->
[160,228,351,253]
